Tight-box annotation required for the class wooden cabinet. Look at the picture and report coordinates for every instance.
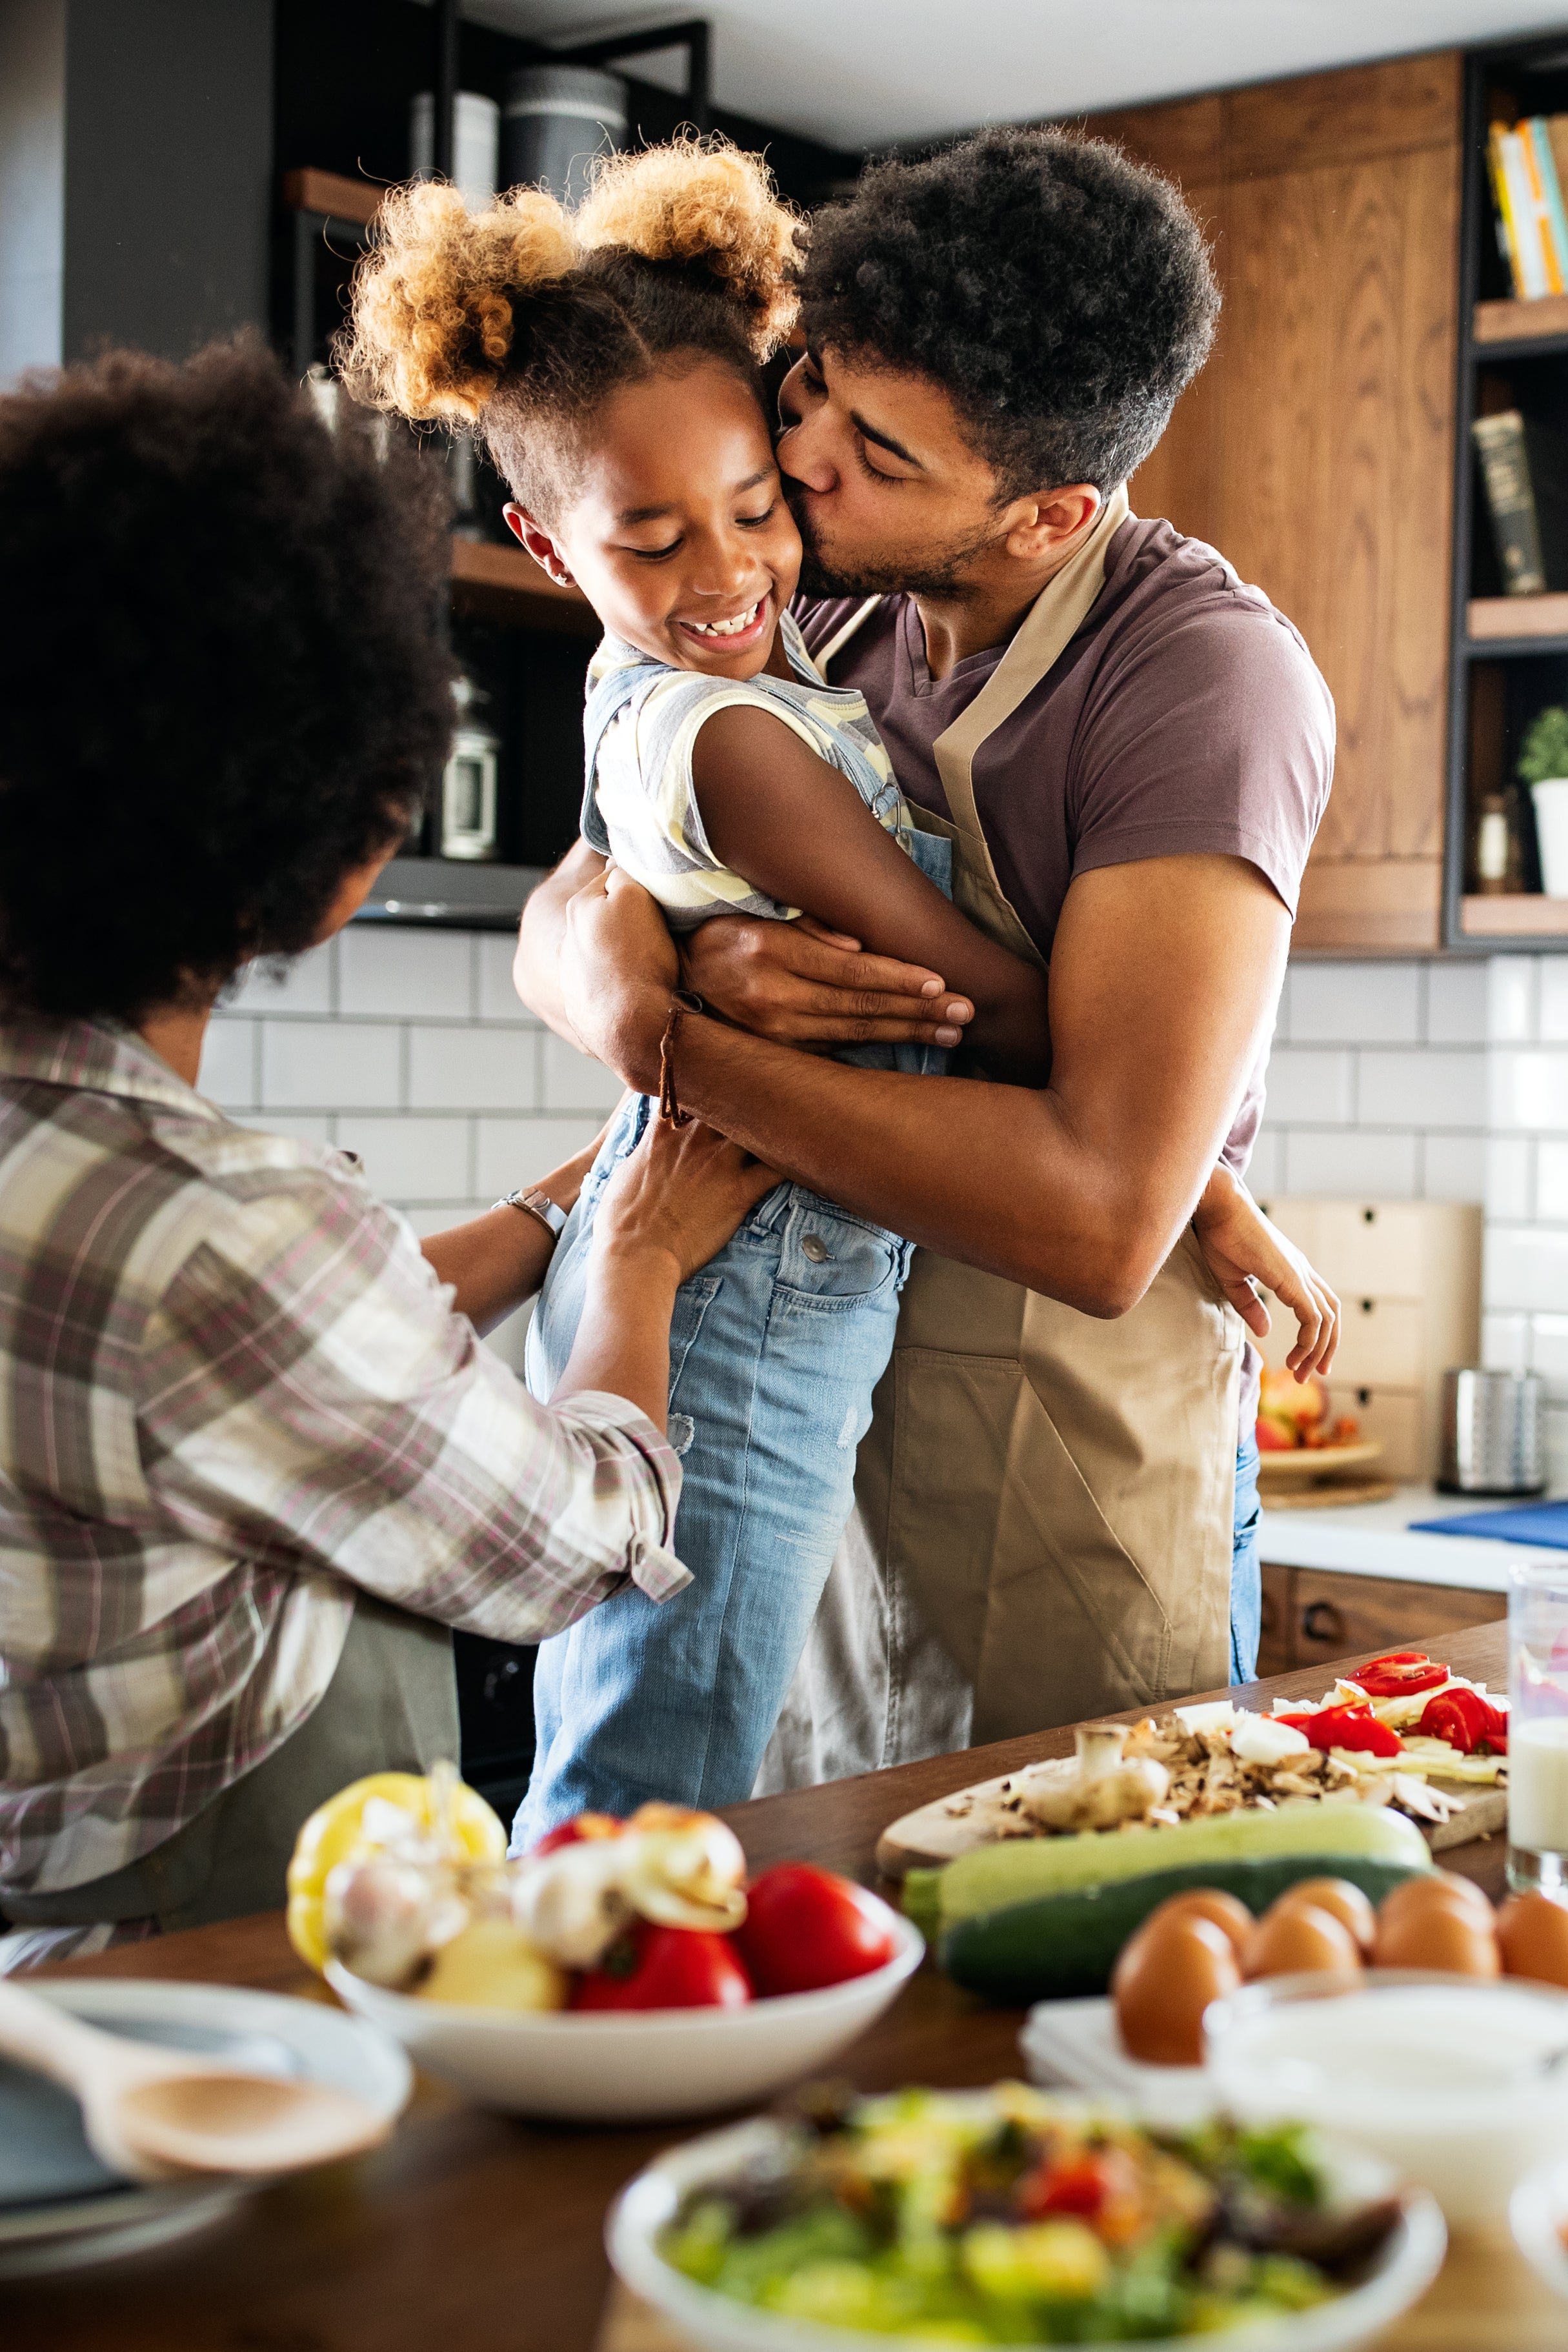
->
[1258,1562,1506,1675]
[1073,54,1463,952]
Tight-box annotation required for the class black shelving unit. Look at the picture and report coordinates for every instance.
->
[1446,30,1568,948]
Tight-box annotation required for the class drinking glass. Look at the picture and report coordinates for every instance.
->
[1508,1558,1568,1894]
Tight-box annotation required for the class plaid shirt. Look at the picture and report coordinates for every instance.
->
[0,1017,687,1899]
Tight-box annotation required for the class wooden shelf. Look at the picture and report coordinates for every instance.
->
[1460,893,1568,937]
[281,166,381,226]
[1467,593,1568,645]
[448,537,598,636]
[1474,291,1568,347]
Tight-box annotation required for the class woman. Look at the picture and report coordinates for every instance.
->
[0,341,772,1964]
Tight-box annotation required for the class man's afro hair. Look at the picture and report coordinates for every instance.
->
[801,126,1219,498]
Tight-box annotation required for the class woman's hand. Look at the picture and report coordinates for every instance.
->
[596,1116,779,1289]
[1192,1165,1340,1378]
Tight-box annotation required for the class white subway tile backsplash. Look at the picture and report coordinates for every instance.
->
[199,1018,258,1109]
[234,1112,335,1147]
[1488,957,1538,1044]
[1538,1141,1568,1223]
[337,1114,471,1203]
[1288,961,1421,1044]
[228,941,336,1016]
[476,932,532,1023]
[1425,960,1489,1044]
[1487,1136,1534,1222]
[1489,1049,1568,1134]
[1485,1224,1568,1314]
[261,1020,401,1110]
[475,1116,605,1200]
[1356,1049,1486,1130]
[1422,1133,1487,1202]
[339,927,473,1020]
[1540,960,1568,1043]
[1483,1311,1530,1372]
[1261,1049,1354,1125]
[407,1025,537,1112]
[1283,1129,1418,1198]
[540,1032,623,1114]
[1529,1313,1568,1395]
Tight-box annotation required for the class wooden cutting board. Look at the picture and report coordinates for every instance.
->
[875,1763,1507,1876]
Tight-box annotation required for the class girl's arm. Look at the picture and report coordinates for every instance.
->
[1191,1164,1340,1378]
[690,705,1049,1081]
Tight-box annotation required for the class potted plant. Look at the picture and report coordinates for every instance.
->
[1519,706,1568,899]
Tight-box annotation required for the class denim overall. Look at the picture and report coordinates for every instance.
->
[513,651,951,1846]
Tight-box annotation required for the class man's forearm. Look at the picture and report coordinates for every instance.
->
[656,1014,1189,1315]
[515,844,605,1046]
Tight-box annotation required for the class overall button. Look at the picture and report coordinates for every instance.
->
[801,1234,830,1263]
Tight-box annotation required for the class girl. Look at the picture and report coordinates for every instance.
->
[345,143,1326,1839]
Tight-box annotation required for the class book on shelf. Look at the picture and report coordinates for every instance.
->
[1488,117,1568,299]
[1472,409,1568,596]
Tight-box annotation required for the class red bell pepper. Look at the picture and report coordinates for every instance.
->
[525,1811,623,1860]
[572,1921,753,2011]
[1276,1703,1403,1757]
[1416,1685,1509,1754]
[1342,1651,1449,1700]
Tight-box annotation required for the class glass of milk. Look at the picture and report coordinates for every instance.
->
[1509,1558,1568,1894]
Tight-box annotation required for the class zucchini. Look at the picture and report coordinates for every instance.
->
[940,1853,1426,2004]
[922,1798,1431,1932]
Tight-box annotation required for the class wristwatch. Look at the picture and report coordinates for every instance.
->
[493,1187,568,1240]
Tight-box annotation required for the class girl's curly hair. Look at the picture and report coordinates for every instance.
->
[339,138,802,517]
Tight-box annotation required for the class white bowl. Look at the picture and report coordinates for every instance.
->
[607,2107,1447,2352]
[325,1909,923,2122]
[1205,1971,1568,2226]
[1512,2156,1568,2302]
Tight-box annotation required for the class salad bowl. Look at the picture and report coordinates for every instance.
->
[325,1910,922,2122]
[607,2102,1446,2352]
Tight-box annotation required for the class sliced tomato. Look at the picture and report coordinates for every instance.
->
[1343,1653,1449,1699]
[734,1864,900,1996]
[1416,1686,1508,1754]
[572,1922,752,2011]
[1276,1703,1403,1757]
[1018,2154,1118,2221]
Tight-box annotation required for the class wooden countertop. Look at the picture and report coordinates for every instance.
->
[7,1623,1545,2352]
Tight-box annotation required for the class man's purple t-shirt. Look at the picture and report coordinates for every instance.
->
[798,514,1336,1175]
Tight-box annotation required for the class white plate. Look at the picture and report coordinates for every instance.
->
[1020,1995,1214,2125]
[0,1978,410,2280]
[1511,2155,1568,2301]
[608,2106,1447,2352]
[328,1906,923,2122]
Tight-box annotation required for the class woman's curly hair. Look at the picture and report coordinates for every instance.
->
[340,137,802,516]
[0,339,452,1021]
[801,127,1219,497]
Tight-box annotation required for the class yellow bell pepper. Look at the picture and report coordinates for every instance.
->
[286,1769,505,1972]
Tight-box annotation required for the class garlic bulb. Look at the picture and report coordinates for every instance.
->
[325,1853,470,1988]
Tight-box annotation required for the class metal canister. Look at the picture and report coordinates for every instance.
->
[1438,1367,1546,1495]
[501,66,627,207]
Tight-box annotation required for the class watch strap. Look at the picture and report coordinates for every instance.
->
[494,1187,567,1239]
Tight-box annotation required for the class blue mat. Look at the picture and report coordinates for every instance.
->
[1410,1498,1568,1547]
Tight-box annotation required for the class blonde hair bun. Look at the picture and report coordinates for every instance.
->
[343,181,576,422]
[575,138,800,355]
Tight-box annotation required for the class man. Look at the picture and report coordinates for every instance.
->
[516,128,1335,1780]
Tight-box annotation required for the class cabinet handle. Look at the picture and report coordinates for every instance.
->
[1302,1601,1347,1647]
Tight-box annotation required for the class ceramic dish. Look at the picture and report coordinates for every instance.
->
[327,1909,923,2122]
[607,2108,1447,2352]
[1511,2156,1568,2302]
[0,1978,410,2280]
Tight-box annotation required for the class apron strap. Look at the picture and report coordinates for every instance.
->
[932,485,1131,849]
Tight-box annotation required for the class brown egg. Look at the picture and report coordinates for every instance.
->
[1113,1913,1240,2066]
[1266,1877,1378,1957]
[1374,1897,1502,1976]
[1497,1891,1568,1988]
[1243,1902,1362,1981]
[1139,1887,1254,1961]
[1378,1871,1495,1936]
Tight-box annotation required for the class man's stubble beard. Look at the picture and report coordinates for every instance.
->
[789,488,1004,603]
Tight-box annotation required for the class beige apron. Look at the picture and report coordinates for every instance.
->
[757,490,1243,1790]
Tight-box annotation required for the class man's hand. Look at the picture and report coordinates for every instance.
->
[559,862,679,1094]
[680,914,972,1050]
